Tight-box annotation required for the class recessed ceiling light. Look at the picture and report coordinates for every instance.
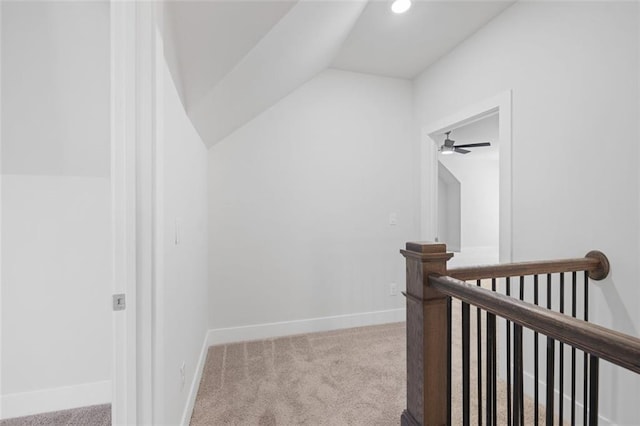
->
[391,0,411,14]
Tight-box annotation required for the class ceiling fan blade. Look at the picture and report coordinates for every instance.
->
[454,148,470,154]
[454,142,491,148]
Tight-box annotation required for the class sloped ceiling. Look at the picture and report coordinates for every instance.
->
[187,1,368,148]
[164,1,296,109]
[332,1,514,79]
[164,0,514,148]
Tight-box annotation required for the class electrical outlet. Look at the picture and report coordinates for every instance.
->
[180,362,186,390]
[389,213,398,226]
[390,283,398,296]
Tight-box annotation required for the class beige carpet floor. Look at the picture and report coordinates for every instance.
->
[191,319,563,425]
[0,404,110,426]
[191,323,406,425]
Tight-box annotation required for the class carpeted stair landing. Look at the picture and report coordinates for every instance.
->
[191,321,561,425]
[191,323,406,425]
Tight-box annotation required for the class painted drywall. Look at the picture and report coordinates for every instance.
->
[190,1,367,147]
[332,0,513,79]
[414,2,639,422]
[0,1,111,418]
[208,68,416,331]
[163,0,295,109]
[437,162,461,252]
[0,2,4,419]
[1,1,109,177]
[437,114,499,266]
[157,42,209,426]
[1,176,111,414]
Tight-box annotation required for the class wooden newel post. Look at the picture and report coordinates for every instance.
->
[400,242,453,426]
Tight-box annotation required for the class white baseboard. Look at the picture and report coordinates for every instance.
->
[207,308,406,347]
[180,332,209,426]
[523,371,612,425]
[0,380,111,420]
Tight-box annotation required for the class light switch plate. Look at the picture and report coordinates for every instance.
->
[390,283,398,296]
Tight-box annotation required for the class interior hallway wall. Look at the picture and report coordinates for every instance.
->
[156,32,209,425]
[1,1,111,418]
[437,162,461,252]
[414,2,640,423]
[208,68,417,334]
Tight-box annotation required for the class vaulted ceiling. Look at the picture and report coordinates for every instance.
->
[164,1,297,109]
[332,1,513,79]
[164,0,514,148]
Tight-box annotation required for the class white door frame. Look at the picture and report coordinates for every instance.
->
[110,2,159,424]
[0,3,4,420]
[421,90,513,263]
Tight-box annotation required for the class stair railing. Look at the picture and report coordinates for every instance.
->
[400,241,639,426]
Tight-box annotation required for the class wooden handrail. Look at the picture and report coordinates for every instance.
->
[448,250,610,281]
[430,274,640,375]
[399,242,614,426]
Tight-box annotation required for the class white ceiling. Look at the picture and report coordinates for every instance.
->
[332,0,514,79]
[164,1,296,108]
[163,0,515,147]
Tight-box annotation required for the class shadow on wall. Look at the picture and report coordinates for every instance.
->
[597,279,640,424]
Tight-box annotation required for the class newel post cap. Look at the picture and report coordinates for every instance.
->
[400,241,454,262]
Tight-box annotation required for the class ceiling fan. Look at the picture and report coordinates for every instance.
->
[440,131,491,155]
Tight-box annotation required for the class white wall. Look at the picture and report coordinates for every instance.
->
[157,40,209,426]
[0,0,3,417]
[414,2,639,423]
[1,1,112,418]
[438,114,499,266]
[1,2,110,177]
[437,162,461,252]
[208,68,416,334]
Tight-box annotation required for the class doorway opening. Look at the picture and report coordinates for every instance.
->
[422,91,512,264]
[435,113,499,266]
